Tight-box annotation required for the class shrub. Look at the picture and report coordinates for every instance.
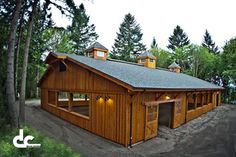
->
[0,126,81,157]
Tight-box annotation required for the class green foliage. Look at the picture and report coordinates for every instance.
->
[111,13,146,61]
[68,3,98,55]
[150,37,158,49]
[150,48,172,68]
[0,0,10,127]
[173,45,220,80]
[167,25,190,51]
[221,37,236,81]
[41,27,74,53]
[202,30,219,54]
[0,126,81,157]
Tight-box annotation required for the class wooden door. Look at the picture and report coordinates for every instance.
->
[144,105,158,140]
[92,94,117,141]
[104,95,117,141]
[92,94,105,136]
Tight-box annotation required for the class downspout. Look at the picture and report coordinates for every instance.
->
[129,94,133,148]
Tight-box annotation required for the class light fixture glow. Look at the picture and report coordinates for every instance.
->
[165,95,170,100]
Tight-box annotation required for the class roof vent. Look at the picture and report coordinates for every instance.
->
[85,42,108,60]
[168,61,181,73]
[137,51,156,69]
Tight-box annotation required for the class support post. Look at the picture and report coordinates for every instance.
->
[55,92,58,107]
[129,95,133,148]
[68,93,73,111]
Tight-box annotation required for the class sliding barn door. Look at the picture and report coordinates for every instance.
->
[104,95,117,141]
[145,105,158,140]
[92,94,117,141]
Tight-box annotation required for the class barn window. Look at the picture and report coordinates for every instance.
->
[202,93,208,105]
[147,106,157,122]
[187,94,195,111]
[141,59,145,63]
[71,93,90,117]
[150,59,154,62]
[48,91,57,106]
[58,92,69,110]
[59,62,66,72]
[196,94,202,108]
[97,51,105,57]
[207,93,212,103]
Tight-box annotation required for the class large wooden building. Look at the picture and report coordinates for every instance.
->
[38,42,223,147]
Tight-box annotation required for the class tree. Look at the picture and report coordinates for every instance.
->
[111,13,146,61]
[167,25,190,51]
[151,37,158,49]
[41,27,74,53]
[19,0,39,124]
[221,37,236,80]
[202,30,219,54]
[68,4,98,55]
[1,0,79,128]
[150,48,172,68]
[6,0,22,127]
[173,44,219,80]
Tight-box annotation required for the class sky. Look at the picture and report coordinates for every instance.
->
[51,0,236,51]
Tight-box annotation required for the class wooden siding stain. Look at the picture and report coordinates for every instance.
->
[39,57,222,147]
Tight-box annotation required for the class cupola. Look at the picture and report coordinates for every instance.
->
[168,61,181,73]
[85,42,108,60]
[137,51,156,69]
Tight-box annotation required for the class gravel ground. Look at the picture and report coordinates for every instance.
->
[25,100,236,157]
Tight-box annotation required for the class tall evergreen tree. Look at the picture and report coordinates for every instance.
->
[167,25,190,51]
[151,37,158,49]
[68,4,98,55]
[202,29,219,54]
[111,13,146,61]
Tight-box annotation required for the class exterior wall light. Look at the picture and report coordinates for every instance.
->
[165,95,170,100]
[96,96,102,101]
[105,96,111,101]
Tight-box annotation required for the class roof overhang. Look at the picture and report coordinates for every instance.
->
[39,52,224,93]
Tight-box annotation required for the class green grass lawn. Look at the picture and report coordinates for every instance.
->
[0,126,81,157]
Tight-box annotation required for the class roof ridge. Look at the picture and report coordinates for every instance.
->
[107,58,143,67]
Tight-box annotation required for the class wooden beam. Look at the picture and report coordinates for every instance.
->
[155,92,165,101]
[144,98,181,107]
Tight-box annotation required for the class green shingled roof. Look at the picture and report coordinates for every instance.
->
[50,52,223,90]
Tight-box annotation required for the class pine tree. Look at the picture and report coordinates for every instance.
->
[111,13,146,61]
[202,30,219,54]
[68,4,98,55]
[151,37,158,49]
[167,25,190,51]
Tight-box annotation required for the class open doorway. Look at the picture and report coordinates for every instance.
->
[158,102,174,128]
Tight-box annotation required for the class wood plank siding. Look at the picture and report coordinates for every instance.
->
[39,57,222,147]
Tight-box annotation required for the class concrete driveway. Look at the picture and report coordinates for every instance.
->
[25,100,236,157]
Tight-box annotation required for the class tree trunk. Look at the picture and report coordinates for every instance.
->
[15,8,25,98]
[36,67,40,98]
[15,29,22,98]
[19,1,37,124]
[6,0,22,127]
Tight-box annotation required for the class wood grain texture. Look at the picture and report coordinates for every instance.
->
[39,57,222,147]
